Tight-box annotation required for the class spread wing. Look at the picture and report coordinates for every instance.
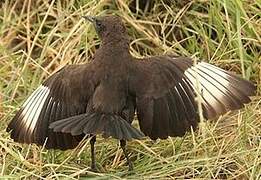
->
[130,56,256,140]
[7,63,95,150]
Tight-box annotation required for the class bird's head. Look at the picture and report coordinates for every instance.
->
[83,15,128,44]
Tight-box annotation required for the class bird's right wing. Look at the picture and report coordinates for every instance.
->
[7,63,96,150]
[129,56,256,140]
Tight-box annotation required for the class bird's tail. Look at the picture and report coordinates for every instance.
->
[49,113,144,140]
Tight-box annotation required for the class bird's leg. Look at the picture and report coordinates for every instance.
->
[90,135,98,171]
[120,140,133,171]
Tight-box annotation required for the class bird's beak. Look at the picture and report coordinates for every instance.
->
[82,16,96,23]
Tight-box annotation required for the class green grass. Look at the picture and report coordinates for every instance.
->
[0,0,260,179]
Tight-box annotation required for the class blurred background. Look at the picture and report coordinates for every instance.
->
[0,0,260,179]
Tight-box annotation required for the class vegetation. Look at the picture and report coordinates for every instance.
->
[0,0,260,179]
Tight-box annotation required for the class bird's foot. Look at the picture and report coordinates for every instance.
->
[90,163,99,172]
[128,161,134,171]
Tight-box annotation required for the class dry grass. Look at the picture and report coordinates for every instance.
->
[0,0,260,179]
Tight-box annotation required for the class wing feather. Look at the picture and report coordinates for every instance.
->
[130,56,256,139]
[7,64,94,149]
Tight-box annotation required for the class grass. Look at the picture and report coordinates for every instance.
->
[0,0,260,179]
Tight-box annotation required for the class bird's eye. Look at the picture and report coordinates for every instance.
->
[96,21,102,27]
[95,20,105,35]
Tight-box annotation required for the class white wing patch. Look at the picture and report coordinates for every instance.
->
[21,85,50,135]
[184,62,230,109]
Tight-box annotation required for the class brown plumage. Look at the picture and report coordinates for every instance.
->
[7,15,256,171]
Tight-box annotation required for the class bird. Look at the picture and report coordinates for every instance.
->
[7,15,256,171]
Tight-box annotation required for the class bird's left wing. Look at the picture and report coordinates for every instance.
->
[7,63,96,150]
[129,56,256,140]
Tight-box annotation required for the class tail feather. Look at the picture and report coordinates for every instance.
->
[112,116,123,139]
[118,119,132,140]
[124,119,145,139]
[71,118,89,136]
[61,116,85,133]
[49,113,144,140]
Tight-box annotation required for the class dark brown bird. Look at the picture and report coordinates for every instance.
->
[7,15,256,171]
